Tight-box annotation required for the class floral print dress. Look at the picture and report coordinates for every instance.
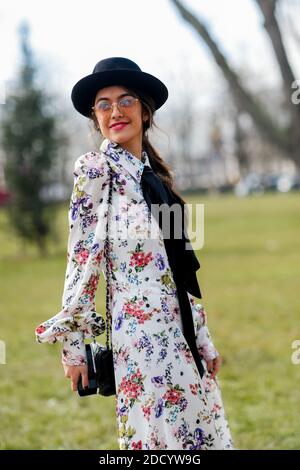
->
[35,138,234,450]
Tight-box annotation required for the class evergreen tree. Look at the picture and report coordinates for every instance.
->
[1,20,65,256]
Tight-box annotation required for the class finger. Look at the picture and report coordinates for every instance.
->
[206,357,218,380]
[216,355,222,371]
[216,355,222,368]
[81,369,89,389]
[206,360,213,374]
[211,357,221,380]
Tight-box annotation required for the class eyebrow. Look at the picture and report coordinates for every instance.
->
[95,92,133,104]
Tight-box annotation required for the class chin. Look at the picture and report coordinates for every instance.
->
[108,130,137,145]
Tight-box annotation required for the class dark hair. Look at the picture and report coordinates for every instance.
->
[89,86,187,214]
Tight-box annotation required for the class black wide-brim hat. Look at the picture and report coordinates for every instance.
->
[71,57,169,118]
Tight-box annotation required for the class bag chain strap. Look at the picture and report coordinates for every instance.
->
[104,160,114,351]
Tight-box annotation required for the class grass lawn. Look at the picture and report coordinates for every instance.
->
[0,191,299,449]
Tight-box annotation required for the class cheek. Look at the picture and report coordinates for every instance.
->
[132,114,143,130]
[98,116,110,132]
[98,118,109,134]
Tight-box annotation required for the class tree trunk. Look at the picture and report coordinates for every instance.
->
[255,0,300,162]
[170,0,300,166]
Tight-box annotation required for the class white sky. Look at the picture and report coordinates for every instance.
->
[0,0,299,113]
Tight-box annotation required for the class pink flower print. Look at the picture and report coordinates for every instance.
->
[212,403,222,414]
[131,440,142,450]
[83,274,100,301]
[129,250,154,271]
[119,368,145,401]
[163,388,182,405]
[94,250,103,266]
[76,248,89,265]
[123,301,151,324]
[189,383,199,395]
[142,405,151,421]
[35,325,46,335]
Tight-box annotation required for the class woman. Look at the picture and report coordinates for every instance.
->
[35,57,234,450]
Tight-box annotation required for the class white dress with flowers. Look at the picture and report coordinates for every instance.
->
[35,138,234,450]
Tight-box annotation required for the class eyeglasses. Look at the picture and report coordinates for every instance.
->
[92,96,139,114]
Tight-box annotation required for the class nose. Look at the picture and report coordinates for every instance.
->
[111,102,123,119]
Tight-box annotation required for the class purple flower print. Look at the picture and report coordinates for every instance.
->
[161,298,169,314]
[151,376,164,387]
[120,262,126,272]
[71,202,79,221]
[158,349,167,362]
[154,398,164,418]
[188,427,206,449]
[91,242,100,254]
[86,167,104,179]
[114,311,124,331]
[118,405,127,416]
[178,397,188,412]
[155,253,165,271]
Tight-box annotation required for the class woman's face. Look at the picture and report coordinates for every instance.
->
[93,85,147,150]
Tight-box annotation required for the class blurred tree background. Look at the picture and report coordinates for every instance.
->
[0,0,299,451]
[1,20,68,256]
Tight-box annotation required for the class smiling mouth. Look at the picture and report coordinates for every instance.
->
[110,123,129,130]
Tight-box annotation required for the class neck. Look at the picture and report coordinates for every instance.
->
[119,139,142,160]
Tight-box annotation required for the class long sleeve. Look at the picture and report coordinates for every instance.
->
[35,151,110,366]
[191,301,219,362]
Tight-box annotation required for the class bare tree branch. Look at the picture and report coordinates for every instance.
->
[169,0,300,164]
[255,0,299,119]
[276,0,300,61]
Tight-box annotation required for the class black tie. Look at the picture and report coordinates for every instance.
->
[141,165,205,379]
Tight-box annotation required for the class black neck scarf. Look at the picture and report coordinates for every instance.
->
[141,165,205,379]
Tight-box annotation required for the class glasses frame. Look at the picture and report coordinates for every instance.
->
[91,96,139,114]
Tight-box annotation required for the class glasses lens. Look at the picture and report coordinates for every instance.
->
[97,101,111,112]
[119,97,136,108]
[94,96,137,113]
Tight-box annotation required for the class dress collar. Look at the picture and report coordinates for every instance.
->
[99,138,151,183]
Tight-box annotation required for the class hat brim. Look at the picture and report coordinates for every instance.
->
[71,70,168,118]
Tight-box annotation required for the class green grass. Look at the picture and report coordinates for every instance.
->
[0,191,299,449]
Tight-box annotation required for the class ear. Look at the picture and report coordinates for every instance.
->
[142,111,149,123]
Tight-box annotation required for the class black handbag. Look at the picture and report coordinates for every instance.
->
[78,161,116,397]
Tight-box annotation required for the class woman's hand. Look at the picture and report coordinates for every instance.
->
[63,363,89,391]
[205,355,222,381]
